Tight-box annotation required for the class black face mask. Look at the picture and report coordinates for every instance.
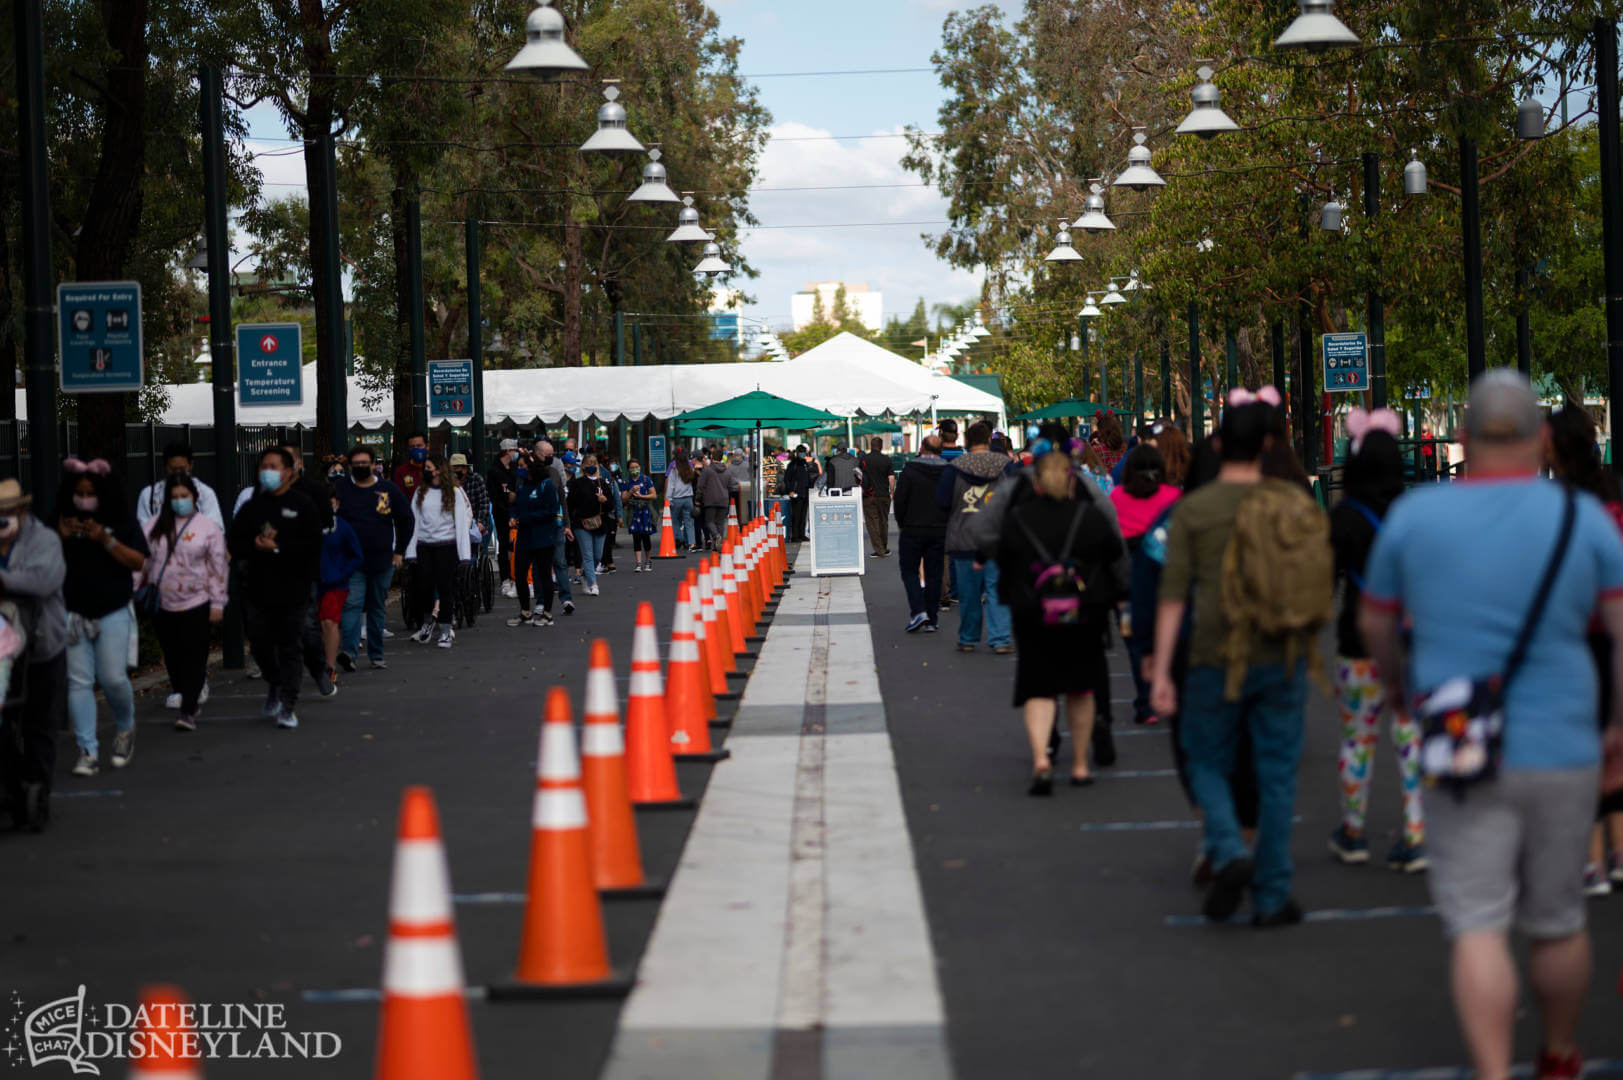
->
[541,456,555,469]
[352,464,372,481]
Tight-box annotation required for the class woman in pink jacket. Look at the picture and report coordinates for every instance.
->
[140,474,228,731]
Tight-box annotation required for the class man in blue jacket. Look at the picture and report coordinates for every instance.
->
[507,450,569,627]
[334,444,414,671]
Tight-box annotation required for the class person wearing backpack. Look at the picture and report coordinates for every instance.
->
[1151,389,1332,927]
[996,449,1122,794]
[1327,414,1426,874]
[858,436,895,557]
[939,420,1015,654]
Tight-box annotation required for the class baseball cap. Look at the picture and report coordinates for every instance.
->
[448,453,469,467]
[498,438,518,452]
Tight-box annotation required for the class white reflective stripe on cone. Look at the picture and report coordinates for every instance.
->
[382,936,467,997]
[581,721,625,756]
[538,722,582,781]
[533,786,589,830]
[585,664,617,717]
[389,839,454,924]
[629,667,664,696]
[669,637,700,663]
[671,598,694,636]
[632,623,660,659]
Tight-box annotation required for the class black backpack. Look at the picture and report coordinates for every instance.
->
[1010,501,1110,626]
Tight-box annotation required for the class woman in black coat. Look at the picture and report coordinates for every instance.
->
[996,451,1122,795]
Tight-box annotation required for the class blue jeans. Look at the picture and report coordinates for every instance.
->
[1180,661,1307,916]
[340,564,394,662]
[67,605,136,757]
[577,531,606,587]
[552,541,573,603]
[669,495,696,547]
[951,557,1010,647]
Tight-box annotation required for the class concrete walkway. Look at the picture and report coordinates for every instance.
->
[604,570,951,1080]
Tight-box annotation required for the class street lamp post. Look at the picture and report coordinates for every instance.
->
[1595,16,1623,472]
[1363,152,1388,408]
[1460,136,1486,380]
[14,0,56,504]
[465,208,486,471]
[1187,301,1202,438]
[407,189,428,437]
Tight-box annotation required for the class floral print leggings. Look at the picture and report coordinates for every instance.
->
[1336,656,1424,847]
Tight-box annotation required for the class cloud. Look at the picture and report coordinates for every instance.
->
[739,120,980,329]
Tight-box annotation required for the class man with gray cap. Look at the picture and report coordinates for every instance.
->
[1360,369,1623,1080]
[488,439,520,597]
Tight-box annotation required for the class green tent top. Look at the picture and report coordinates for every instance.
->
[807,419,903,439]
[1012,397,1106,421]
[670,389,844,429]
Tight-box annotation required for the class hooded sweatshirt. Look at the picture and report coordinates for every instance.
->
[938,449,1016,557]
[698,459,738,506]
[892,454,951,537]
[0,515,67,661]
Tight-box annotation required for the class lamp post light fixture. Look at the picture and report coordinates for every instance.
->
[1122,268,1152,293]
[1320,198,1343,231]
[627,148,680,203]
[1113,129,1166,191]
[1517,96,1545,141]
[1403,150,1428,196]
[1080,294,1103,320]
[693,239,730,276]
[506,2,590,78]
[1101,279,1128,306]
[667,195,711,242]
[1273,0,1360,52]
[1073,181,1116,232]
[1175,64,1240,139]
[1045,220,1083,262]
[580,84,644,155]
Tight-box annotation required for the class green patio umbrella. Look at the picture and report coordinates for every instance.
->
[1012,397,1106,422]
[807,418,903,439]
[670,391,846,524]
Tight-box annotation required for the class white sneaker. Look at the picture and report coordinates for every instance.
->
[165,692,182,709]
[110,730,135,769]
[381,628,395,640]
[199,684,210,706]
[276,709,299,730]
[411,619,434,644]
[585,584,600,596]
[501,580,517,598]
[71,750,98,777]
[436,626,455,649]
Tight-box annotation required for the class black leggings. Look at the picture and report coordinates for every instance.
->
[514,545,556,613]
[632,533,652,553]
[156,603,212,714]
[413,542,459,629]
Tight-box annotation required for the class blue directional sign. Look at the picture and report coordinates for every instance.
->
[648,435,668,475]
[1321,332,1369,393]
[58,281,143,393]
[236,323,303,407]
[429,359,474,419]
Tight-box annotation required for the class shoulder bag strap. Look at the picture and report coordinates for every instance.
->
[1056,499,1088,562]
[1339,497,1383,533]
[1504,487,1578,685]
[1009,506,1054,566]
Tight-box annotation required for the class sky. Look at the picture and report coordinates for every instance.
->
[242,1,1017,337]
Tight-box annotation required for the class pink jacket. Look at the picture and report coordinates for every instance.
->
[1110,484,1181,540]
[141,515,229,614]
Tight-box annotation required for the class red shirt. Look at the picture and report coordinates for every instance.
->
[392,462,423,498]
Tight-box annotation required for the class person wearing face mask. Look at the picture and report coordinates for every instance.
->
[405,454,473,647]
[333,445,413,671]
[507,450,566,626]
[448,454,490,547]
[535,439,574,615]
[566,454,612,596]
[622,460,658,572]
[392,431,430,498]
[140,473,227,733]
[599,456,622,574]
[488,439,520,598]
[135,442,224,531]
[278,441,335,529]
[53,460,149,776]
[228,448,323,729]
[0,478,66,831]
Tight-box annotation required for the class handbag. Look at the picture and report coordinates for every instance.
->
[134,533,176,617]
[1414,487,1575,794]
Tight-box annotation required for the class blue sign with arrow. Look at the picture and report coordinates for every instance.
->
[237,322,304,407]
[58,281,143,393]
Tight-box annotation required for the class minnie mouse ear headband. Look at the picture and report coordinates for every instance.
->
[1225,386,1282,409]
[1345,407,1402,453]
[62,457,112,476]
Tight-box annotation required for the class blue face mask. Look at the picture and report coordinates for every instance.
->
[259,468,283,493]
[409,447,427,464]
[515,467,529,481]
[171,497,195,517]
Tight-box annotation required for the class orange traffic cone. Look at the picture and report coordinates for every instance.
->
[726,504,741,548]
[497,688,631,999]
[653,503,682,559]
[719,545,750,656]
[666,583,727,761]
[128,984,203,1079]
[708,557,742,677]
[696,559,735,701]
[624,603,693,809]
[375,787,479,1077]
[683,569,720,725]
[742,529,765,634]
[581,640,663,897]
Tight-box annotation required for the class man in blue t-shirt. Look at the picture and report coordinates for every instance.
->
[1360,370,1623,1080]
[334,444,414,670]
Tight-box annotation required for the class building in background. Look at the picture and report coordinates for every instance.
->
[790,281,883,332]
[708,287,744,347]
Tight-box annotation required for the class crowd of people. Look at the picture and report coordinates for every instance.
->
[894,373,1623,1080]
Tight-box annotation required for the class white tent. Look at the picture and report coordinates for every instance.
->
[787,332,1005,427]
